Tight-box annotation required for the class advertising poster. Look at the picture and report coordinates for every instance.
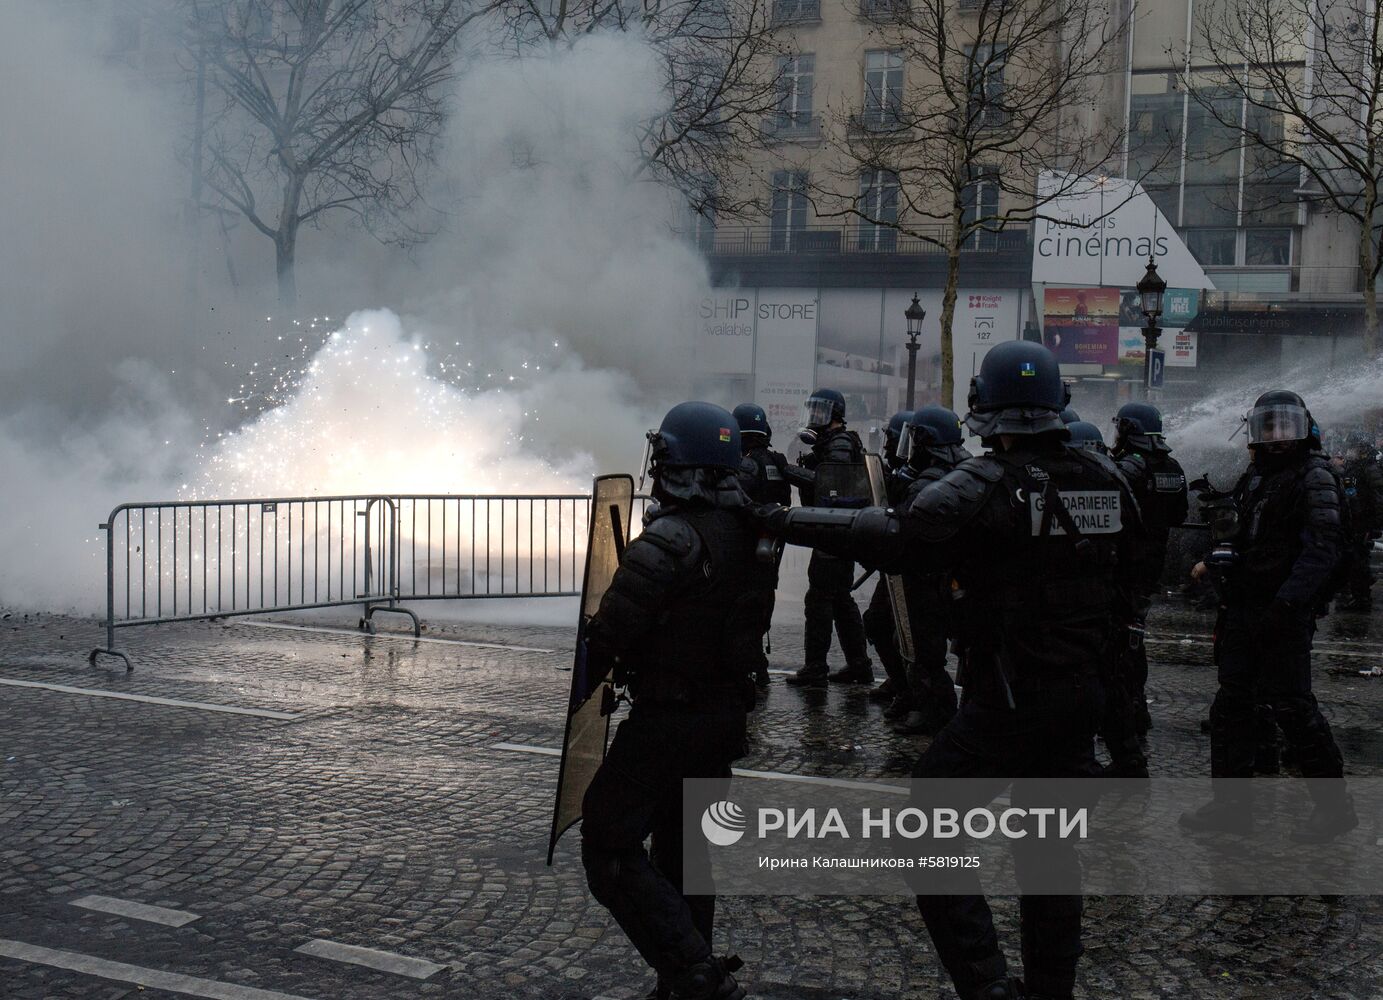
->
[753,288,820,430]
[1043,287,1120,365]
[1167,329,1198,367]
[1116,287,1200,368]
[691,292,756,374]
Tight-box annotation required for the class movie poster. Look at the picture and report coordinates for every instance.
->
[1042,287,1119,365]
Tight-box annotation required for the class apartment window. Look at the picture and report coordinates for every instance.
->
[1185,229,1237,266]
[857,170,900,250]
[776,55,815,130]
[961,166,1000,248]
[772,0,822,24]
[966,44,1006,128]
[863,50,904,128]
[686,182,719,254]
[770,171,810,250]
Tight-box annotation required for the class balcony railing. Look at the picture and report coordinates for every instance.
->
[859,0,909,20]
[763,113,823,142]
[771,0,822,24]
[849,108,906,135]
[692,223,1032,256]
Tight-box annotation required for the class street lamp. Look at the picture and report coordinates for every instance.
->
[1136,255,1166,393]
[904,293,926,408]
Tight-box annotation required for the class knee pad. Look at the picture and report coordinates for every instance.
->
[581,842,634,904]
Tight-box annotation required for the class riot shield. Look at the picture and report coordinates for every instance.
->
[547,473,635,864]
[864,453,915,663]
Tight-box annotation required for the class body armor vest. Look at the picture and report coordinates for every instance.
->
[960,449,1125,673]
[636,507,766,705]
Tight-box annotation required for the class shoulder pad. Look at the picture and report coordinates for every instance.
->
[905,460,1002,541]
[635,514,702,561]
[1302,463,1343,527]
[952,455,1005,483]
[1116,452,1148,479]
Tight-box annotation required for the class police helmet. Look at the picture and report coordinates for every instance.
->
[1245,389,1312,447]
[1060,406,1081,425]
[965,341,1070,438]
[732,402,771,444]
[1067,420,1108,455]
[647,401,741,472]
[902,405,966,468]
[801,388,847,431]
[1113,402,1166,453]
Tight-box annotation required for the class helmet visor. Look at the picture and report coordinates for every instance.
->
[897,423,915,462]
[1246,404,1309,445]
[801,396,837,430]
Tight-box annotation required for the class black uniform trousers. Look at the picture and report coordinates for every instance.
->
[581,702,747,980]
[1211,605,1344,796]
[803,551,870,670]
[1346,531,1376,603]
[908,586,959,728]
[863,579,909,694]
[911,665,1102,1000]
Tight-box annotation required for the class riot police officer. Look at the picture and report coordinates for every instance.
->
[886,405,971,735]
[1181,390,1355,842]
[1335,431,1383,611]
[863,410,914,716]
[1110,402,1189,733]
[784,388,873,688]
[581,401,762,1000]
[760,342,1145,1000]
[733,402,791,691]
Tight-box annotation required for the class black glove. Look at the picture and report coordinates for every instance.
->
[753,503,790,534]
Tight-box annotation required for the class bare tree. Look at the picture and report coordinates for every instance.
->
[1185,0,1383,356]
[496,0,785,219]
[185,0,491,307]
[816,0,1130,408]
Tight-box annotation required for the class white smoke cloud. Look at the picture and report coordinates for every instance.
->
[0,15,709,613]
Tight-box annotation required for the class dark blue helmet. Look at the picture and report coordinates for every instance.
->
[902,405,966,468]
[732,402,771,443]
[802,388,847,430]
[1113,402,1167,453]
[965,341,1069,437]
[1067,420,1108,454]
[1060,406,1081,425]
[647,401,741,471]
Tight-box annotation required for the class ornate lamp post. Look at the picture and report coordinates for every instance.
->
[1136,256,1166,394]
[904,293,926,409]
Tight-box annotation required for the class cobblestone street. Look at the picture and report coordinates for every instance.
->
[1,588,1381,999]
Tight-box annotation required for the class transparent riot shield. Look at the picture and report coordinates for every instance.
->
[547,474,635,864]
[864,453,915,663]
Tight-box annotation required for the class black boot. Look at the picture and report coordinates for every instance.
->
[786,665,828,689]
[883,695,911,720]
[1178,798,1252,835]
[670,957,746,1000]
[644,983,672,1000]
[868,678,896,702]
[973,978,1024,1000]
[828,660,874,684]
[1290,794,1359,843]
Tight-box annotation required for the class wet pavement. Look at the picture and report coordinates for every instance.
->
[0,588,1381,999]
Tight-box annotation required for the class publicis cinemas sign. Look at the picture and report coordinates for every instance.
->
[1035,214,1169,266]
[1032,171,1213,291]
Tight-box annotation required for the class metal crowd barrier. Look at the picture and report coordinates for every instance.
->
[90,493,650,669]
